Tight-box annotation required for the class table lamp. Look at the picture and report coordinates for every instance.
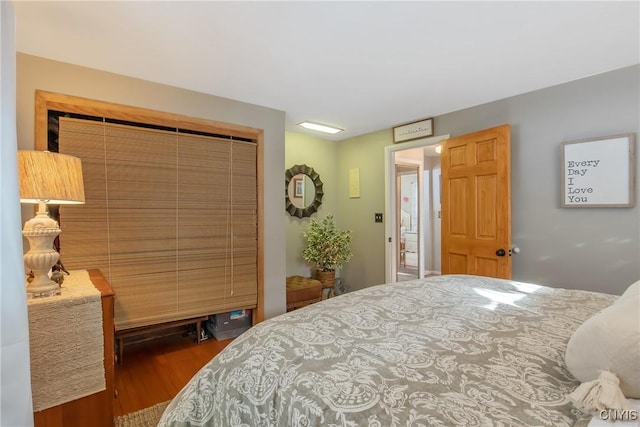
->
[18,150,85,297]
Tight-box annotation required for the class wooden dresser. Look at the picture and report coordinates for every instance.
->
[32,269,115,427]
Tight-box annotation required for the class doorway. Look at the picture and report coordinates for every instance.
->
[384,135,449,283]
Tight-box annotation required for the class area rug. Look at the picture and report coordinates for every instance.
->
[115,401,170,427]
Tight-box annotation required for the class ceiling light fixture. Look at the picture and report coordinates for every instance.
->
[298,121,343,134]
[434,145,442,154]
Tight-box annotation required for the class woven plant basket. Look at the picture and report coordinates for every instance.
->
[315,270,336,291]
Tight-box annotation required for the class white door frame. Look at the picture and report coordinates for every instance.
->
[384,134,449,283]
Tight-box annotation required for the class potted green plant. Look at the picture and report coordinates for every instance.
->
[302,214,352,294]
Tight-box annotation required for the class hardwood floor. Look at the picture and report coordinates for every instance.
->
[113,332,233,416]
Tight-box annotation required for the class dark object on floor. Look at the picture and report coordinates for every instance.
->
[206,310,252,340]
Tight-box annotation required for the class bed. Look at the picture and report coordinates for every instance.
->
[158,274,620,427]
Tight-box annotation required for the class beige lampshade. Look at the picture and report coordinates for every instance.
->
[18,150,85,204]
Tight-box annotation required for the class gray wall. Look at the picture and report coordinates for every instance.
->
[17,53,287,318]
[338,65,639,296]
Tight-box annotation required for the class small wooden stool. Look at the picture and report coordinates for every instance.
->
[286,276,322,312]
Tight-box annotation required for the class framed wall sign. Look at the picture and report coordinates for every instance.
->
[393,118,434,143]
[561,133,635,207]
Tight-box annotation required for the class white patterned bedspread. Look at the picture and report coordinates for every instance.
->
[159,274,615,427]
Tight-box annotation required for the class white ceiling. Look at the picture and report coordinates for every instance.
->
[13,1,640,141]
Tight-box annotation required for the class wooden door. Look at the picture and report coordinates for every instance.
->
[441,124,511,278]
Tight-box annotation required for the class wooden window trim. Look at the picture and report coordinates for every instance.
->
[34,90,265,324]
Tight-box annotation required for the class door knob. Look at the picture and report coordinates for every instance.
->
[495,248,506,257]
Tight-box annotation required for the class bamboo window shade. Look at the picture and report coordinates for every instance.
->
[57,117,257,330]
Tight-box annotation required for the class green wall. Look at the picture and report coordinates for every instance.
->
[284,129,392,292]
[336,129,392,291]
[284,131,339,277]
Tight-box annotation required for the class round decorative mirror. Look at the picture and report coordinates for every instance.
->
[285,164,323,218]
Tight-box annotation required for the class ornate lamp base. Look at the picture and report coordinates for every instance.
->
[23,207,61,298]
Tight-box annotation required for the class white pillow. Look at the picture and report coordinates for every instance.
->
[565,284,640,398]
